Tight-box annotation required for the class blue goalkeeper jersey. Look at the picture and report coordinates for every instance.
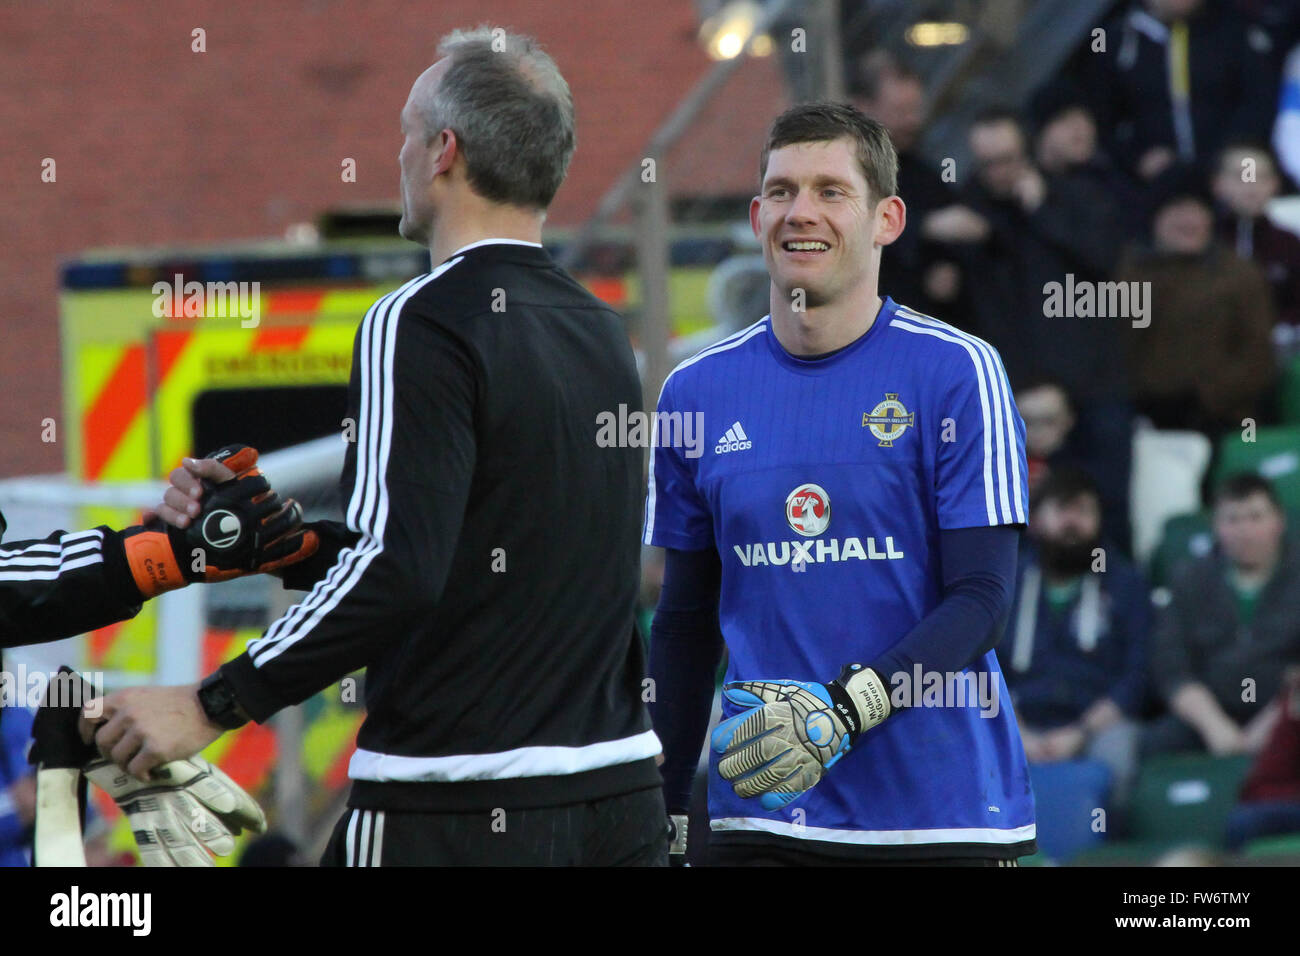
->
[643,298,1035,853]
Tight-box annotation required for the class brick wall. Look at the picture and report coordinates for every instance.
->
[0,0,784,477]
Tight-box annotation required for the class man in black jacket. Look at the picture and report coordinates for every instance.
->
[84,27,667,867]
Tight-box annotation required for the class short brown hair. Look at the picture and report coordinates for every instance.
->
[759,102,898,202]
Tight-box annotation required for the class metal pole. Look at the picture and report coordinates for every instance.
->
[559,0,795,272]
[818,0,845,101]
[636,163,673,414]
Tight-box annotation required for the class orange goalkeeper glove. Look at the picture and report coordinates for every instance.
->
[120,444,319,598]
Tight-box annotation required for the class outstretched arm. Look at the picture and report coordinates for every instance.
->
[648,546,724,814]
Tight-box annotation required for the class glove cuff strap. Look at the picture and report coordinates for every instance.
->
[667,814,689,857]
[836,664,891,734]
[122,529,187,599]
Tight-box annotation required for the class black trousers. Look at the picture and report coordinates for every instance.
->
[321,786,668,866]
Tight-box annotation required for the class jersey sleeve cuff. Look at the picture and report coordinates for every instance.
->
[644,530,715,551]
[218,652,289,724]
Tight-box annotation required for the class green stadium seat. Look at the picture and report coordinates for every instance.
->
[1241,832,1300,861]
[1071,839,1185,867]
[1027,760,1112,863]
[1279,354,1300,424]
[1017,851,1052,866]
[1147,511,1213,588]
[1126,754,1252,850]
[1213,425,1300,513]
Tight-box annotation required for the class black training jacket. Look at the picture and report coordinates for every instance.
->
[220,240,662,811]
[0,517,142,650]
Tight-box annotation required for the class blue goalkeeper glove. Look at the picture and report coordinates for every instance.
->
[711,664,891,810]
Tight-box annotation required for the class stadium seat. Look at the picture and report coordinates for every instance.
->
[1146,511,1214,588]
[1242,832,1300,862]
[1279,354,1300,425]
[1126,754,1253,850]
[1213,425,1300,513]
[1130,427,1212,565]
[1071,839,1188,866]
[1026,760,1112,863]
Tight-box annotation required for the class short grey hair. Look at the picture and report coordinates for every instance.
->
[422,26,576,210]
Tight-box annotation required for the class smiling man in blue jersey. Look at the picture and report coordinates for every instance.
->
[644,102,1035,865]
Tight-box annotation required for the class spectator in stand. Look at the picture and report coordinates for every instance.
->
[0,705,35,867]
[0,702,122,867]
[1235,0,1300,90]
[948,110,1133,550]
[1225,666,1300,850]
[1078,0,1276,183]
[1016,377,1133,544]
[1018,379,1077,500]
[854,52,963,321]
[1212,142,1300,352]
[1144,473,1300,756]
[999,469,1149,806]
[1029,84,1147,240]
[1118,181,1276,437]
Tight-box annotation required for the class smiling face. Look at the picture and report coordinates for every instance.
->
[751,137,894,309]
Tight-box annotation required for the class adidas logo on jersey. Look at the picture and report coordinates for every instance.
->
[715,421,752,454]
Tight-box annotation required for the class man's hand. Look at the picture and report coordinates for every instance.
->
[1040,724,1086,761]
[1242,701,1282,754]
[1203,718,1248,757]
[81,684,224,780]
[1081,698,1123,736]
[711,664,890,810]
[124,443,318,597]
[1172,683,1249,756]
[1019,726,1049,763]
[147,456,237,529]
[1137,146,1176,181]
[921,205,991,244]
[922,261,961,303]
[1013,167,1046,213]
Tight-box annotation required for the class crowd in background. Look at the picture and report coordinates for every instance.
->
[6,0,1299,866]
[849,0,1300,850]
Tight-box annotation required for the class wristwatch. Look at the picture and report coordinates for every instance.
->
[197,671,250,730]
